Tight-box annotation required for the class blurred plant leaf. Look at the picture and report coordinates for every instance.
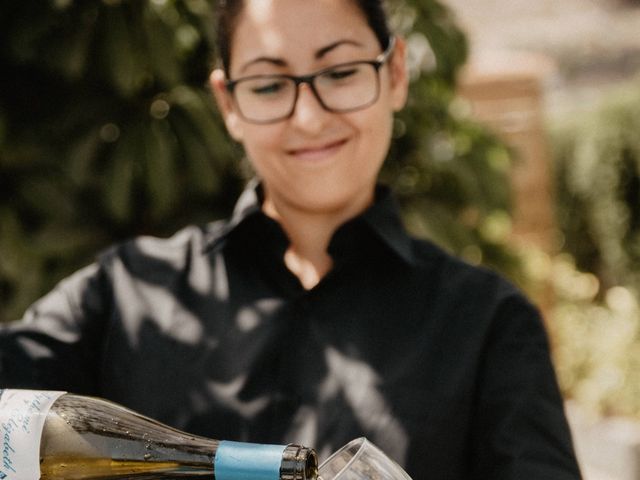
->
[146,119,179,220]
[104,124,139,223]
[100,4,149,97]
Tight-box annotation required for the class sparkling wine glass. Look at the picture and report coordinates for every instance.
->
[319,437,413,480]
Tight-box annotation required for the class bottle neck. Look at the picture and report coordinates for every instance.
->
[214,442,317,480]
[281,444,318,480]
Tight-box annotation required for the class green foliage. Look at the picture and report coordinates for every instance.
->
[549,77,640,418]
[0,0,243,322]
[551,78,640,295]
[0,0,519,322]
[385,0,520,279]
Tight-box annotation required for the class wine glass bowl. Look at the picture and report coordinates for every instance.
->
[318,438,412,480]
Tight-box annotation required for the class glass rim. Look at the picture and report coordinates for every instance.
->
[319,437,368,479]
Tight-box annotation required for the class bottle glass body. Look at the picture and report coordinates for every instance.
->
[40,393,217,479]
[0,389,316,479]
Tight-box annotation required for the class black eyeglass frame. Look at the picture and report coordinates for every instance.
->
[224,36,397,124]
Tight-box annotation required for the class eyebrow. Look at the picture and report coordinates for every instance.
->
[238,39,365,74]
[315,39,364,59]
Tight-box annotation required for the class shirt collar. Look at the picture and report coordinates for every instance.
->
[202,178,263,253]
[203,180,415,265]
[366,185,415,264]
[329,185,415,265]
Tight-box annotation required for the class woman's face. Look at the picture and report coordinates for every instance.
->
[212,0,408,216]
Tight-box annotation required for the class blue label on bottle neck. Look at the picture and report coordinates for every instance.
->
[214,441,286,480]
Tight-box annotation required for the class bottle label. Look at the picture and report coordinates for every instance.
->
[0,389,65,480]
[215,441,287,480]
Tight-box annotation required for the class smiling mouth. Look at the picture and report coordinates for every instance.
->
[287,138,348,161]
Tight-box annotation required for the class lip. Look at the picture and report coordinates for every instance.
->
[286,138,349,162]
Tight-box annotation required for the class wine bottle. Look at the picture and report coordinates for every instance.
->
[0,389,317,480]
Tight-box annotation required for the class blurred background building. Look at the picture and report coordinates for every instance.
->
[447,0,640,116]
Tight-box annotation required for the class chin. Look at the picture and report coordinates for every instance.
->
[295,184,374,215]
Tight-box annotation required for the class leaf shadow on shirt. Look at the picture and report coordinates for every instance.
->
[96,238,415,464]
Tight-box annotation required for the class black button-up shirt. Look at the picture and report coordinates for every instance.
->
[0,184,581,479]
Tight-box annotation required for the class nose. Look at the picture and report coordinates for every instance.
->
[289,83,331,133]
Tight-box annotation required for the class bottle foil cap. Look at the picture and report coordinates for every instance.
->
[214,441,287,480]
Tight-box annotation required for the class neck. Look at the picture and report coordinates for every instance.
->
[262,189,374,290]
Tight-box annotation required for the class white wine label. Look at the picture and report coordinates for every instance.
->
[215,441,286,480]
[0,390,65,480]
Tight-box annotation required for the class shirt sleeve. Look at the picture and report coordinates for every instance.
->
[470,292,583,479]
[0,262,111,394]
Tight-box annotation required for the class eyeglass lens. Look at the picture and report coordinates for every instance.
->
[233,62,380,123]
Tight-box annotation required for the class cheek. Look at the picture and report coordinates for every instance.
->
[239,125,284,168]
[357,109,393,162]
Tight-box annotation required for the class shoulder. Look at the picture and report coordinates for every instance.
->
[98,221,226,273]
[406,236,540,328]
[411,237,522,296]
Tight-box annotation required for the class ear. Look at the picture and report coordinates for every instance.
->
[388,36,409,112]
[209,69,244,141]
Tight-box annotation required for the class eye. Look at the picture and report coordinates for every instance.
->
[251,80,287,95]
[324,66,359,81]
[322,64,365,83]
[240,77,290,96]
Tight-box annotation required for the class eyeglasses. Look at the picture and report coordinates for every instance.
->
[225,37,396,124]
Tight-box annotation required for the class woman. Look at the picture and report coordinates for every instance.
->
[0,0,581,478]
